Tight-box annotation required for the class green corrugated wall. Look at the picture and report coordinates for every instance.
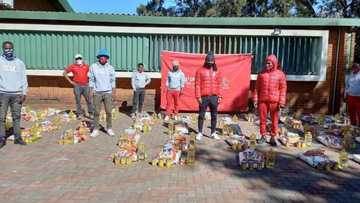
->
[0,31,322,75]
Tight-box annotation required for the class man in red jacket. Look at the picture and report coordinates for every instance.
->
[253,54,287,146]
[195,51,223,140]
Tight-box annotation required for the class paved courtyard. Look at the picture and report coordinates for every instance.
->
[1,105,360,203]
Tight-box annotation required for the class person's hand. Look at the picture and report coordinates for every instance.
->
[21,95,26,104]
[197,98,202,104]
[279,104,285,109]
[253,102,258,109]
[70,81,77,86]
[218,97,222,104]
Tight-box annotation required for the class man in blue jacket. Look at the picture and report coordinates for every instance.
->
[88,49,116,137]
[0,41,28,148]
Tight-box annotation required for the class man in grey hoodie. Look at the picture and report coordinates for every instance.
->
[0,41,28,148]
[131,63,151,118]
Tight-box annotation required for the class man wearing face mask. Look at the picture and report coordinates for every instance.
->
[131,63,151,118]
[88,49,116,137]
[63,54,93,119]
[165,60,186,121]
[0,41,28,148]
[195,51,223,140]
[345,63,360,126]
[253,54,287,146]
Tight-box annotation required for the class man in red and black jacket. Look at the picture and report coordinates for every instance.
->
[253,54,287,146]
[195,51,223,141]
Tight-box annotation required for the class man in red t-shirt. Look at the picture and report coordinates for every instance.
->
[63,54,93,118]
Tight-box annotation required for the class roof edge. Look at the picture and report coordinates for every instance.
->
[0,11,359,27]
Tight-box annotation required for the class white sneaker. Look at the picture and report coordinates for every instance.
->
[107,129,115,137]
[164,116,170,121]
[210,132,220,140]
[196,133,203,141]
[90,129,99,137]
[174,115,178,120]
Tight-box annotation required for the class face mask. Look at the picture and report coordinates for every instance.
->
[206,62,214,69]
[265,62,273,71]
[76,59,83,65]
[353,68,360,74]
[99,56,108,65]
[173,65,179,72]
[3,48,14,60]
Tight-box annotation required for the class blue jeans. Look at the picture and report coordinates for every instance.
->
[0,93,22,140]
[74,85,93,116]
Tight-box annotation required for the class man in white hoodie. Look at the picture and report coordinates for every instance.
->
[165,60,185,121]
[0,41,28,148]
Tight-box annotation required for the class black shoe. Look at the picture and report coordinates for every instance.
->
[258,136,266,144]
[269,137,277,147]
[14,138,27,146]
[0,139,6,149]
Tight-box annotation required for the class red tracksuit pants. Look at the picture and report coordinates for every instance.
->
[166,90,180,116]
[259,102,279,137]
[348,95,360,126]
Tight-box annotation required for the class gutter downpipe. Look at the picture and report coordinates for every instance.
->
[331,27,341,114]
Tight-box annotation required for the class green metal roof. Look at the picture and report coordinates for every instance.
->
[57,0,73,12]
[0,10,359,27]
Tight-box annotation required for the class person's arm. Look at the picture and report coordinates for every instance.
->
[145,73,151,86]
[63,66,76,86]
[20,61,28,103]
[253,74,260,108]
[179,72,186,95]
[217,70,223,102]
[131,72,136,91]
[279,72,287,108]
[110,66,116,89]
[88,65,95,95]
[195,69,201,103]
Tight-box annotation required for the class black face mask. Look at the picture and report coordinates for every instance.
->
[173,65,179,72]
[205,62,214,68]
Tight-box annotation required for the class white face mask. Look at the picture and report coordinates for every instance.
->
[76,59,83,65]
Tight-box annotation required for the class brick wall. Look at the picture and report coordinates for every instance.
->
[25,29,351,114]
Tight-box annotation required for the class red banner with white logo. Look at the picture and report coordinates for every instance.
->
[160,51,252,112]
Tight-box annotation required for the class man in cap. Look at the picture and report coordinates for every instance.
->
[63,54,93,119]
[88,49,116,137]
[0,41,28,148]
[195,51,223,140]
[165,60,186,121]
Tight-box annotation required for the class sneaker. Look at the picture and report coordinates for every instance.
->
[90,129,99,137]
[174,115,178,121]
[131,113,136,119]
[269,137,277,147]
[107,129,115,137]
[164,116,170,121]
[14,138,26,145]
[258,136,267,144]
[210,132,220,140]
[196,133,203,141]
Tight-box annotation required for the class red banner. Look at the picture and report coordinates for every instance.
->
[160,51,252,112]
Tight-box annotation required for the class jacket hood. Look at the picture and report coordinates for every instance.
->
[265,54,279,70]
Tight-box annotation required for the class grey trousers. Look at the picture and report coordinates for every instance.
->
[0,93,22,140]
[74,85,93,116]
[132,88,145,114]
[93,92,112,130]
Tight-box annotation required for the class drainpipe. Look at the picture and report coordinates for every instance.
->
[331,27,341,114]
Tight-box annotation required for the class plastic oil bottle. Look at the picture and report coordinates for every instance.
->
[266,149,276,168]
[338,149,348,169]
[137,143,146,161]
[232,115,239,123]
[143,121,150,134]
[304,131,312,147]
[168,121,174,136]
[187,139,196,165]
[250,133,257,149]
